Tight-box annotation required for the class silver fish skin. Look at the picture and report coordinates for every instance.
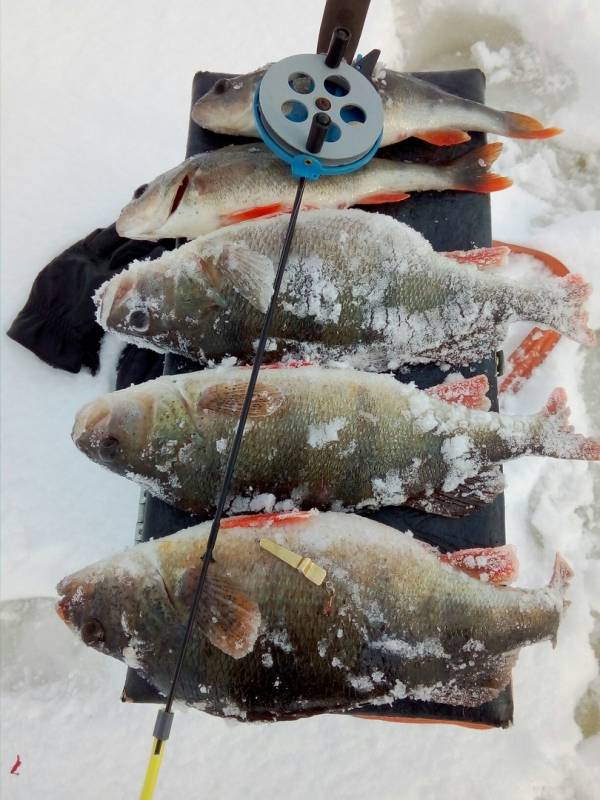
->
[115,142,509,240]
[71,366,600,516]
[96,210,594,368]
[191,66,561,147]
[56,511,573,720]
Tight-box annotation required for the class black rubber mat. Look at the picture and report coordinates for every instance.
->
[122,68,512,728]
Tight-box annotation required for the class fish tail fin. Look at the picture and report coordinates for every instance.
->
[549,553,574,605]
[548,553,574,647]
[446,143,512,194]
[548,273,595,345]
[501,112,563,140]
[536,388,600,460]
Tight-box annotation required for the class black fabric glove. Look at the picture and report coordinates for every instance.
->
[6,224,176,374]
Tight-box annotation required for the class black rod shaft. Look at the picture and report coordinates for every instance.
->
[162,178,306,714]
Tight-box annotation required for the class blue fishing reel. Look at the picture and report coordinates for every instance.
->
[254,29,384,179]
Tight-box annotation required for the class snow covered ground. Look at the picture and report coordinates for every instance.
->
[1,0,599,797]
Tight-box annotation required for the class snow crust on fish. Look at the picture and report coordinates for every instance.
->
[71,365,600,517]
[97,210,593,369]
[55,512,573,720]
[5,2,600,796]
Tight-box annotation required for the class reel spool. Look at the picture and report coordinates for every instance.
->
[254,43,383,178]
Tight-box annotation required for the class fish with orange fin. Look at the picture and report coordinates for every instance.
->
[115,142,510,240]
[56,510,572,721]
[191,66,561,147]
[71,365,600,517]
[97,210,593,369]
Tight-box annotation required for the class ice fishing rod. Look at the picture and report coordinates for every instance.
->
[139,7,383,799]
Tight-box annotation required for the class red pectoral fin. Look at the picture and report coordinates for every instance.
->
[414,129,471,146]
[441,544,519,585]
[222,203,288,225]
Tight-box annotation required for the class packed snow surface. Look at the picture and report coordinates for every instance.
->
[1,0,600,798]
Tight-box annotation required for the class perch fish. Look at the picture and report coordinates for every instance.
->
[56,511,572,721]
[191,66,561,146]
[71,366,600,517]
[97,210,593,368]
[116,142,510,240]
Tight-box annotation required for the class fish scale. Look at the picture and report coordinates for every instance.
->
[56,512,571,720]
[97,210,593,369]
[71,366,600,517]
[190,65,562,146]
[115,142,510,241]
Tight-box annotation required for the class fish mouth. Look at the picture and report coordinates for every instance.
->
[116,207,162,240]
[94,274,137,331]
[55,573,81,626]
[94,278,119,329]
[71,398,112,452]
[116,167,192,240]
[56,595,70,623]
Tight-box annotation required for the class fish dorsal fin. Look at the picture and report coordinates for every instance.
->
[404,466,505,518]
[221,510,317,529]
[198,380,285,418]
[176,566,261,659]
[219,241,275,313]
[441,544,519,585]
[426,375,490,410]
[442,246,509,269]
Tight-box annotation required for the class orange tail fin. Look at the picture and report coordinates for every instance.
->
[538,388,600,460]
[447,142,512,194]
[502,112,563,140]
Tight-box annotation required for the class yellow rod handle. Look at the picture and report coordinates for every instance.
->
[139,737,166,800]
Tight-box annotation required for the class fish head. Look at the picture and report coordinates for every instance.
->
[116,157,214,240]
[95,254,226,344]
[71,389,152,476]
[56,551,167,665]
[191,69,265,135]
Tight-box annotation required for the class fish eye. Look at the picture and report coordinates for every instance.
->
[128,309,150,332]
[81,618,105,645]
[212,79,229,95]
[133,183,148,199]
[99,436,120,462]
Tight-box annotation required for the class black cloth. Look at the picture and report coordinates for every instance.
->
[7,223,175,376]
